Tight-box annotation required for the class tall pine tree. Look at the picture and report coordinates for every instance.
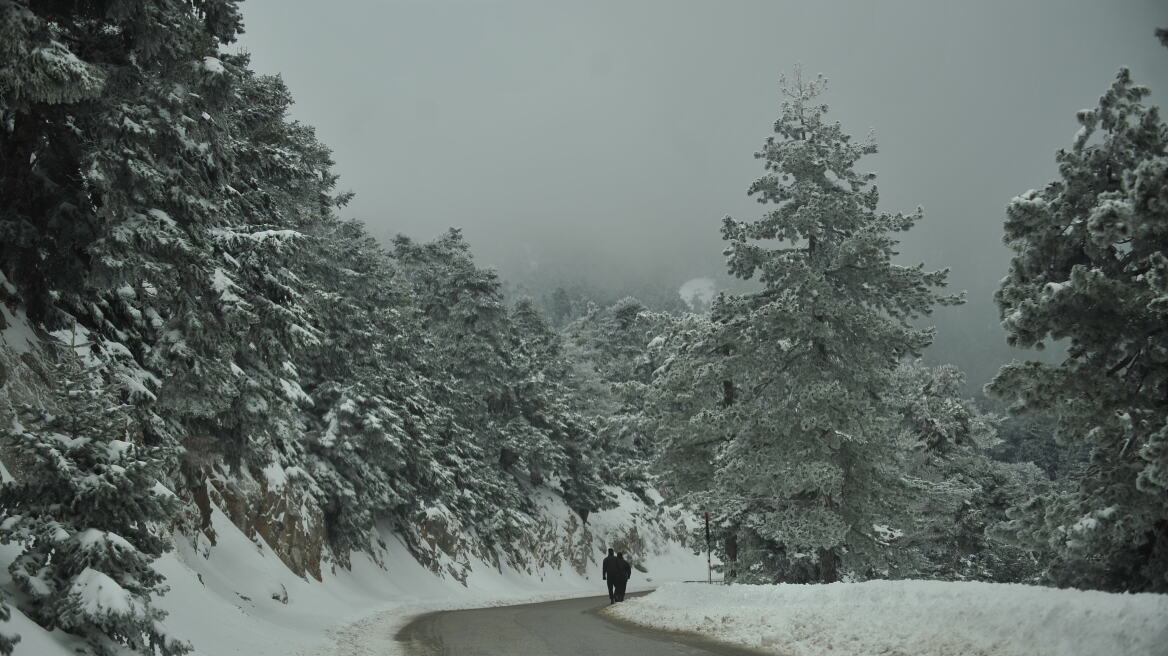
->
[652,71,959,582]
[988,51,1168,592]
[297,220,455,556]
[0,0,252,466]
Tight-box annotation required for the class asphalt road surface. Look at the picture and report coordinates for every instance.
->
[395,593,770,656]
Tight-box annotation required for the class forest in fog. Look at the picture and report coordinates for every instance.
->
[0,2,1166,655]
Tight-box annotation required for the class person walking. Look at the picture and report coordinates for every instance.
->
[614,552,631,601]
[601,548,619,603]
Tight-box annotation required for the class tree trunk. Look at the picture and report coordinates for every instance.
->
[816,547,840,583]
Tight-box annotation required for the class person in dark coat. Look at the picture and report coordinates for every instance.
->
[601,548,619,603]
[614,552,631,601]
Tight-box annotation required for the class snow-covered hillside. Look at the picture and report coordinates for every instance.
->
[1,490,706,656]
[605,580,1168,656]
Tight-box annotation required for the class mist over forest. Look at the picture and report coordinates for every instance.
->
[1,2,1167,655]
[236,0,1167,392]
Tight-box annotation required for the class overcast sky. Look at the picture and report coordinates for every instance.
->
[234,0,1167,390]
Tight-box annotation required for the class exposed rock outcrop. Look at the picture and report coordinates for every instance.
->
[183,462,326,581]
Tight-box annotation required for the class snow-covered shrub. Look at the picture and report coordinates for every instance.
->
[0,347,187,655]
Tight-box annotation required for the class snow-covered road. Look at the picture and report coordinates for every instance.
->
[394,593,769,656]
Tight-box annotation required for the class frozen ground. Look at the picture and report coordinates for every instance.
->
[605,580,1168,656]
[0,490,706,656]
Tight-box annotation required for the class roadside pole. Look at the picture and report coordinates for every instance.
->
[704,512,711,584]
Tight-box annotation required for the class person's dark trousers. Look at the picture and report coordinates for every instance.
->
[606,579,615,602]
[615,579,627,601]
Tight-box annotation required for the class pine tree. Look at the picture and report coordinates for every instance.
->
[0,341,187,655]
[392,230,535,546]
[651,71,959,582]
[0,0,263,466]
[546,287,576,327]
[296,219,455,555]
[990,403,1089,480]
[0,2,242,502]
[0,0,243,327]
[988,54,1168,592]
[887,362,1050,582]
[198,65,342,470]
[508,297,614,518]
[561,297,671,496]
[504,298,568,487]
[389,231,623,549]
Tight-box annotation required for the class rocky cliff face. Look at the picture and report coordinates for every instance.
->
[181,462,327,581]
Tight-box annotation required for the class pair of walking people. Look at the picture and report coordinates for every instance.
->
[602,548,632,603]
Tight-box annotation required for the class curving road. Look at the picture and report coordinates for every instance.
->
[394,593,769,656]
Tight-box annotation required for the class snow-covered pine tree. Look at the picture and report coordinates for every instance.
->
[565,297,659,397]
[0,0,249,461]
[651,71,959,583]
[545,287,577,327]
[0,341,187,655]
[198,64,341,471]
[991,403,1089,480]
[392,230,515,416]
[392,230,535,546]
[296,219,459,556]
[504,298,569,487]
[561,297,672,496]
[390,231,622,550]
[887,362,1048,582]
[988,56,1168,592]
[508,297,613,518]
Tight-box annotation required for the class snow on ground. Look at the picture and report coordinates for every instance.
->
[605,580,1168,656]
[1,490,707,656]
[0,303,38,355]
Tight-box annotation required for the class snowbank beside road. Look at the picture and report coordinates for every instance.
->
[0,486,705,656]
[605,580,1168,656]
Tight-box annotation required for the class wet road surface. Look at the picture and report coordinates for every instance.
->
[395,593,770,656]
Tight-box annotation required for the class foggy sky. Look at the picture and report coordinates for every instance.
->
[234,0,1168,391]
